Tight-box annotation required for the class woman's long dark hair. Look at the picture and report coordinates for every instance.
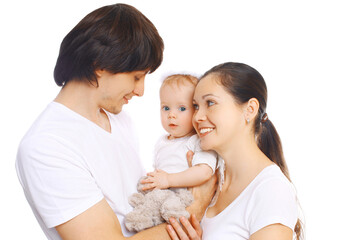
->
[201,62,303,240]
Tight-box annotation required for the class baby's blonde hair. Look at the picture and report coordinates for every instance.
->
[161,74,198,89]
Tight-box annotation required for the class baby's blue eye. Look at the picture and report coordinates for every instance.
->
[179,107,186,111]
[193,104,199,110]
[207,100,215,107]
[163,106,170,111]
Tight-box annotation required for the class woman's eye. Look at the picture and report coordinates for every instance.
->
[179,107,186,111]
[163,106,170,111]
[193,104,199,110]
[207,100,215,107]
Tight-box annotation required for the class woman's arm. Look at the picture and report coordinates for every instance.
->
[142,164,213,190]
[249,224,293,240]
[167,220,293,240]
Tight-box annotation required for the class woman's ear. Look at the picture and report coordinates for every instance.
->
[244,98,259,123]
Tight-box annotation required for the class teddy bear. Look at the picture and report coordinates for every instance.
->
[124,176,194,232]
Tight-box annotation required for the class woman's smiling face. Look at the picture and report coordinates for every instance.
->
[193,74,245,152]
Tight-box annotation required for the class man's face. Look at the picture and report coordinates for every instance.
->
[97,70,147,114]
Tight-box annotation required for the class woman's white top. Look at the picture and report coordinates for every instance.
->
[201,165,298,240]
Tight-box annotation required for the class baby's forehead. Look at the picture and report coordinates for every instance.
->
[161,80,195,90]
[161,75,197,89]
[160,83,195,103]
[160,83,196,100]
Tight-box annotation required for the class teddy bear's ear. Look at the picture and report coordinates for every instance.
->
[128,193,145,207]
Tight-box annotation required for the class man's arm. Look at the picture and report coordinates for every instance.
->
[56,173,217,240]
[56,198,171,240]
[56,151,217,239]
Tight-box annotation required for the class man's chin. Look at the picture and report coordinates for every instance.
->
[104,106,123,115]
[112,108,122,115]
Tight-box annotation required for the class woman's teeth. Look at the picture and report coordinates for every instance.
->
[200,128,214,134]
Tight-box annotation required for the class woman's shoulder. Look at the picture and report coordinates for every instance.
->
[246,165,299,234]
[251,165,295,196]
[245,165,298,218]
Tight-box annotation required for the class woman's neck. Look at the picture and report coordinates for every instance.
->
[217,135,272,183]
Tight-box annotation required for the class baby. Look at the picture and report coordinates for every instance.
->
[125,74,219,232]
[142,74,218,190]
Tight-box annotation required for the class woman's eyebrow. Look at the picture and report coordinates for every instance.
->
[202,93,219,99]
[193,94,219,102]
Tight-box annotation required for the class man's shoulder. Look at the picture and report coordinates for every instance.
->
[19,102,90,151]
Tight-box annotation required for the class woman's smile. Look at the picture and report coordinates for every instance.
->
[198,127,215,137]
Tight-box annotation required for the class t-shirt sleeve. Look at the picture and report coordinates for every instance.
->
[247,178,298,235]
[16,134,104,228]
[186,135,217,173]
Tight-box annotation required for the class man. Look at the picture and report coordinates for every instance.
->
[16,4,215,240]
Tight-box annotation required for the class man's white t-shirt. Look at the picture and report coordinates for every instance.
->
[16,102,144,239]
[153,134,217,174]
[201,165,298,240]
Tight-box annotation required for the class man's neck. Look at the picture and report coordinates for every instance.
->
[54,81,111,132]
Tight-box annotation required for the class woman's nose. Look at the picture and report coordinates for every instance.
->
[194,109,206,122]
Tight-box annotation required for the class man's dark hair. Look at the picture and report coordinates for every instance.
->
[54,3,164,86]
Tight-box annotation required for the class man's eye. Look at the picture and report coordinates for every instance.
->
[163,106,170,111]
[207,100,215,107]
[193,104,199,110]
[179,107,186,111]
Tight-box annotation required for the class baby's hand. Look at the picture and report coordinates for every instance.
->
[140,169,170,190]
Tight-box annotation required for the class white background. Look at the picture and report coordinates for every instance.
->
[1,0,338,239]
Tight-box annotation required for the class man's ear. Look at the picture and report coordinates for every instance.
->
[95,69,105,78]
[244,98,260,123]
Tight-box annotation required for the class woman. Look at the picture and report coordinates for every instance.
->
[166,62,303,240]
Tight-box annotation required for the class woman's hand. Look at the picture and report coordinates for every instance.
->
[166,215,202,240]
[186,150,217,220]
[140,169,170,190]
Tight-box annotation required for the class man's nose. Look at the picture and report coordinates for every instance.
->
[133,77,145,97]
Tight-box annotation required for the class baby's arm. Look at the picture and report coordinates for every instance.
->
[141,164,213,190]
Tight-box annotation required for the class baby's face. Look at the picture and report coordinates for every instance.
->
[160,83,195,139]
